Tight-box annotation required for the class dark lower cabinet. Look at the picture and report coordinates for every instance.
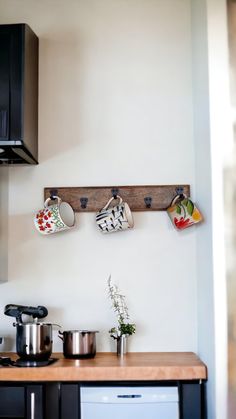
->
[180,383,202,419]
[0,386,25,418]
[44,383,60,419]
[61,384,80,419]
[0,380,205,419]
[0,385,43,419]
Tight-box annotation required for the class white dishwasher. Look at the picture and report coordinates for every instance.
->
[80,386,179,419]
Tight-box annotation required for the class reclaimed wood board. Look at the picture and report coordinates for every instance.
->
[44,185,190,212]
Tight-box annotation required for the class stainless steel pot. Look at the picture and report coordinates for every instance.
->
[59,330,99,359]
[4,303,61,361]
[15,322,59,361]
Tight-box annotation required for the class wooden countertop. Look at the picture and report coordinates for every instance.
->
[0,352,207,382]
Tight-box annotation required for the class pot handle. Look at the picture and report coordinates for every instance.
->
[58,330,64,341]
[51,323,61,329]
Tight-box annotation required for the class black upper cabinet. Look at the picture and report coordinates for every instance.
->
[0,24,38,164]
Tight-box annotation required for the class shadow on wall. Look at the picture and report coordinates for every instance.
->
[39,35,84,162]
[8,212,80,283]
[43,306,65,328]
[0,335,15,352]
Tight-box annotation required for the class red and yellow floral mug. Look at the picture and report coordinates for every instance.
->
[167,194,203,230]
[34,196,75,235]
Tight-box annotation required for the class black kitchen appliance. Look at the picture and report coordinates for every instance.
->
[0,24,38,164]
[4,304,48,323]
[0,356,57,367]
[4,304,59,365]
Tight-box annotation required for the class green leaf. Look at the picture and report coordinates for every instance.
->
[186,199,194,216]
[176,205,181,215]
[181,199,188,206]
[109,327,117,334]
[119,323,136,336]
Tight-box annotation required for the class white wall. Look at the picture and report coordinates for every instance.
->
[225,2,236,418]
[191,1,216,417]
[191,0,230,418]
[206,0,231,417]
[0,1,231,416]
[0,0,197,354]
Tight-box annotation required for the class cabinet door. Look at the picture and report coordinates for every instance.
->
[0,386,25,418]
[0,25,22,142]
[61,384,79,419]
[181,383,202,419]
[45,383,60,419]
[0,32,10,141]
[26,385,43,419]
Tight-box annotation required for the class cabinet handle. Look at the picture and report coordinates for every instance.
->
[30,392,35,419]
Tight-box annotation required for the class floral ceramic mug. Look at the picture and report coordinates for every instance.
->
[167,194,203,230]
[34,196,75,235]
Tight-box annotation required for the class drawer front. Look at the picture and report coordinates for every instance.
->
[0,386,25,417]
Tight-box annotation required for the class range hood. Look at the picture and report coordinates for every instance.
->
[0,24,38,164]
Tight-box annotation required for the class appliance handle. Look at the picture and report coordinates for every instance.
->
[22,306,48,319]
[30,392,35,419]
[4,304,48,323]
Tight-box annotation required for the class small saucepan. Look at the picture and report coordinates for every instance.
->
[58,330,99,359]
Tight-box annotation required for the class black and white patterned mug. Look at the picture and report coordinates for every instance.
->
[95,196,134,233]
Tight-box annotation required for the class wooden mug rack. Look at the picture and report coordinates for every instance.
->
[44,185,190,212]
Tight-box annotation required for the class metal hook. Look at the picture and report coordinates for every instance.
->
[175,186,184,196]
[144,196,152,208]
[80,197,88,209]
[50,189,58,201]
[111,188,119,199]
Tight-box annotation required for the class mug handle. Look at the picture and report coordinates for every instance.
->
[44,196,62,208]
[169,193,187,207]
[103,195,123,210]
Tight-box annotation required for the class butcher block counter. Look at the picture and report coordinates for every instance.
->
[0,352,207,382]
[0,352,207,419]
